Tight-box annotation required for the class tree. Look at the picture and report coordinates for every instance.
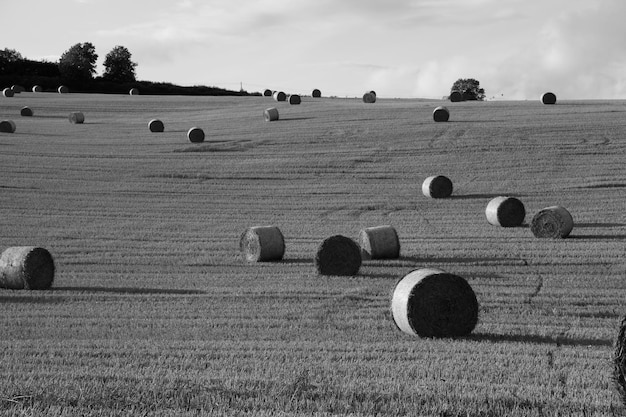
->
[0,48,24,74]
[450,78,485,101]
[102,46,137,83]
[58,42,98,82]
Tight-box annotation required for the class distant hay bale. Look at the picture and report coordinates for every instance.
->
[2,88,14,98]
[391,268,479,338]
[288,94,301,105]
[58,85,69,94]
[422,175,453,198]
[369,90,377,97]
[312,89,321,98]
[315,235,361,276]
[541,92,557,105]
[359,225,400,260]
[69,112,84,124]
[263,89,273,97]
[433,106,450,122]
[32,85,42,93]
[0,120,16,133]
[187,127,205,143]
[239,226,285,262]
[449,91,463,102]
[362,92,376,103]
[485,196,526,227]
[530,206,573,238]
[148,119,164,132]
[11,85,25,93]
[20,106,33,117]
[613,315,626,405]
[129,88,140,95]
[264,107,279,122]
[273,91,286,101]
[0,246,55,290]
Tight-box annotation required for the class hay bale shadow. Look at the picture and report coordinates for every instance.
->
[467,332,611,347]
[53,286,206,295]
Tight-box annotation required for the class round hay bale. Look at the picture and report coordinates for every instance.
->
[288,94,301,105]
[273,91,286,101]
[369,90,377,97]
[263,89,273,97]
[0,120,16,133]
[20,106,33,117]
[359,225,400,260]
[362,92,376,103]
[530,206,573,238]
[11,85,25,93]
[2,88,14,98]
[541,92,557,105]
[613,315,626,405]
[391,268,479,338]
[433,106,450,122]
[148,119,164,132]
[239,226,285,262]
[58,85,69,94]
[422,175,453,199]
[315,235,361,276]
[0,246,55,290]
[32,85,42,93]
[129,88,140,95]
[312,89,321,98]
[485,196,526,227]
[69,112,84,124]
[264,107,279,122]
[187,127,205,143]
[449,91,463,102]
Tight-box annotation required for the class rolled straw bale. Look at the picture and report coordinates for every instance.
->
[69,112,84,124]
[0,120,16,133]
[530,206,573,238]
[11,85,25,93]
[315,235,361,276]
[288,94,301,105]
[187,127,205,143]
[32,85,42,93]
[422,175,453,198]
[613,315,626,405]
[485,196,526,227]
[273,91,286,101]
[369,90,377,97]
[264,107,279,122]
[433,106,450,122]
[312,89,321,98]
[263,89,273,97]
[359,225,400,260]
[20,106,33,117]
[362,92,376,103]
[541,92,557,105]
[0,246,55,290]
[391,268,479,338]
[449,91,463,102]
[2,88,14,98]
[58,85,69,94]
[148,119,164,132]
[129,88,140,95]
[239,226,285,262]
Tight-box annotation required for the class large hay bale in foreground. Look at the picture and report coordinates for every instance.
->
[239,226,285,262]
[58,85,69,94]
[187,127,205,143]
[20,106,33,117]
[2,88,14,98]
[0,120,16,133]
[312,89,321,98]
[485,196,526,227]
[422,175,453,198]
[129,88,140,95]
[359,225,400,260]
[433,106,450,122]
[449,91,463,102]
[288,94,301,105]
[263,89,273,97]
[362,92,376,103]
[613,316,626,405]
[315,235,361,276]
[69,112,84,124]
[32,85,42,93]
[0,246,55,290]
[148,119,164,132]
[264,107,279,122]
[530,206,573,238]
[273,91,286,102]
[541,92,557,105]
[391,268,478,338]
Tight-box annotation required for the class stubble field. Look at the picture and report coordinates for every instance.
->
[0,92,625,416]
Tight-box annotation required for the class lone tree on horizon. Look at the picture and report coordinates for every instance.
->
[102,45,137,83]
[450,78,485,101]
[59,42,98,82]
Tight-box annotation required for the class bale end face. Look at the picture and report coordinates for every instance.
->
[422,175,453,198]
[273,91,286,102]
[0,246,55,290]
[129,88,140,95]
[288,94,301,105]
[2,88,14,98]
[315,235,361,276]
[69,112,85,124]
[541,92,557,105]
[362,92,376,103]
[187,127,205,143]
[530,206,573,238]
[148,119,164,132]
[58,85,69,94]
[449,91,463,102]
[239,226,285,262]
[433,106,450,122]
[0,120,16,133]
[263,89,273,97]
[359,225,400,260]
[312,89,321,98]
[485,196,526,227]
[32,85,42,93]
[20,107,33,117]
[264,108,279,122]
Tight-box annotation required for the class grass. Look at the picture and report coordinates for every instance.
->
[0,92,626,415]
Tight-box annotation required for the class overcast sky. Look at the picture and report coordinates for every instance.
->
[2,0,626,99]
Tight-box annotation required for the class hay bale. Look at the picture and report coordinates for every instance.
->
[263,89,273,97]
[541,92,556,105]
[11,85,25,93]
[449,91,463,102]
[312,89,321,98]
[2,88,14,98]
[433,106,450,122]
[369,90,377,97]
[315,235,361,276]
[362,92,376,103]
[0,120,16,133]
[530,206,573,238]
[187,127,205,143]
[20,106,33,117]
[0,246,55,290]
[32,85,42,93]
[239,226,285,262]
[273,91,286,102]
[58,85,69,94]
[69,112,84,124]
[264,107,279,122]
[359,225,400,260]
[613,316,626,405]
[288,94,301,105]
[148,119,164,132]
[422,175,453,198]
[129,88,140,95]
[485,196,526,227]
[391,268,479,338]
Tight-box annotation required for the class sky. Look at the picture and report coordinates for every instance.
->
[2,0,626,99]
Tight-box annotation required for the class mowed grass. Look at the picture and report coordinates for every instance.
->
[1,92,626,416]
